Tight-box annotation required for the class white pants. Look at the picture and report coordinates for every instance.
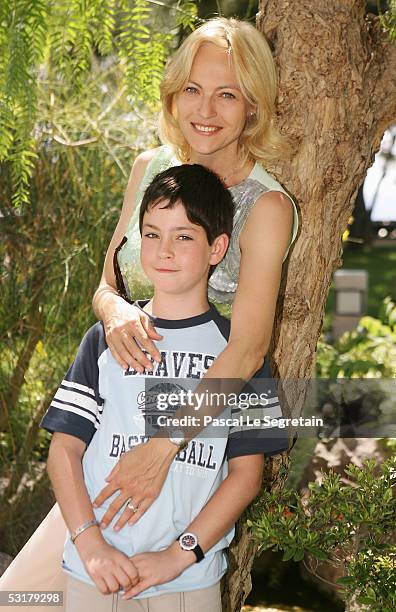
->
[0,504,66,612]
[66,575,222,612]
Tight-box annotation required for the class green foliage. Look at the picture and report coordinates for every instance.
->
[378,0,396,40]
[118,0,172,107]
[345,549,396,611]
[313,298,396,437]
[316,297,396,378]
[0,345,52,463]
[0,0,198,207]
[248,456,396,609]
[0,0,48,206]
[0,56,158,553]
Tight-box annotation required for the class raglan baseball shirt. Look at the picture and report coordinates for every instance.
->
[41,301,288,598]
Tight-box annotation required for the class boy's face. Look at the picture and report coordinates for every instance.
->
[140,200,228,297]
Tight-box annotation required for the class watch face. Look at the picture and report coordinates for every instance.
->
[180,532,197,550]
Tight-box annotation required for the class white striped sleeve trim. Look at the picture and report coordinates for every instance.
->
[229,421,286,434]
[231,403,282,418]
[50,400,98,424]
[231,396,280,411]
[61,379,95,397]
[261,396,281,406]
[54,387,99,415]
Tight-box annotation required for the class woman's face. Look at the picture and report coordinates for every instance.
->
[174,43,252,159]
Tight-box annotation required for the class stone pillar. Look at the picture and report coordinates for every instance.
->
[333,269,368,340]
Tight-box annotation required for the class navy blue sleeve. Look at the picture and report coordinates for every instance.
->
[40,323,106,445]
[210,306,289,459]
[226,357,289,459]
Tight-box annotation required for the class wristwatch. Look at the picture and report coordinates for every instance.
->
[177,532,204,563]
[169,428,188,451]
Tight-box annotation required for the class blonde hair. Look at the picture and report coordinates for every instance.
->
[159,17,290,165]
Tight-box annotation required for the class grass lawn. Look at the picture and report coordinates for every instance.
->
[324,244,396,329]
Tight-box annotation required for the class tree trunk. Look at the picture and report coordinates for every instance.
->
[224,1,396,609]
[222,453,290,610]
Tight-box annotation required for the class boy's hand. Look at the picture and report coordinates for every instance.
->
[76,532,139,595]
[122,543,195,599]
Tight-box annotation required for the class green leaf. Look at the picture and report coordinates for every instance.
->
[358,596,377,605]
[308,547,328,561]
[293,549,305,562]
[365,587,377,600]
[282,548,296,562]
[336,576,355,586]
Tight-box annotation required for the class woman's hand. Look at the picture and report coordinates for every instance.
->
[93,438,178,529]
[104,299,163,371]
[122,544,194,599]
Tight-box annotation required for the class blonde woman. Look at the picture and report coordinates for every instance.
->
[0,17,298,608]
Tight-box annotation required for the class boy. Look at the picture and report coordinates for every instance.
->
[41,164,287,611]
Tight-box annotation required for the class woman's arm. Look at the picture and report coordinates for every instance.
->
[122,454,264,599]
[92,148,163,371]
[208,190,294,379]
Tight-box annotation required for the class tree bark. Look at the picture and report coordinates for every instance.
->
[222,453,290,611]
[224,1,396,609]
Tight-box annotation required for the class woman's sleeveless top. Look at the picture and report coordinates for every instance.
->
[118,146,298,304]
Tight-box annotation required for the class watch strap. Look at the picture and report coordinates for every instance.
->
[191,542,204,563]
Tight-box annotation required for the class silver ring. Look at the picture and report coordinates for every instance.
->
[127,499,138,513]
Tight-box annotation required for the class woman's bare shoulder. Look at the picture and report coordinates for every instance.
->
[241,191,293,238]
[133,146,163,173]
[240,190,293,260]
[121,147,163,222]
[125,146,162,195]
